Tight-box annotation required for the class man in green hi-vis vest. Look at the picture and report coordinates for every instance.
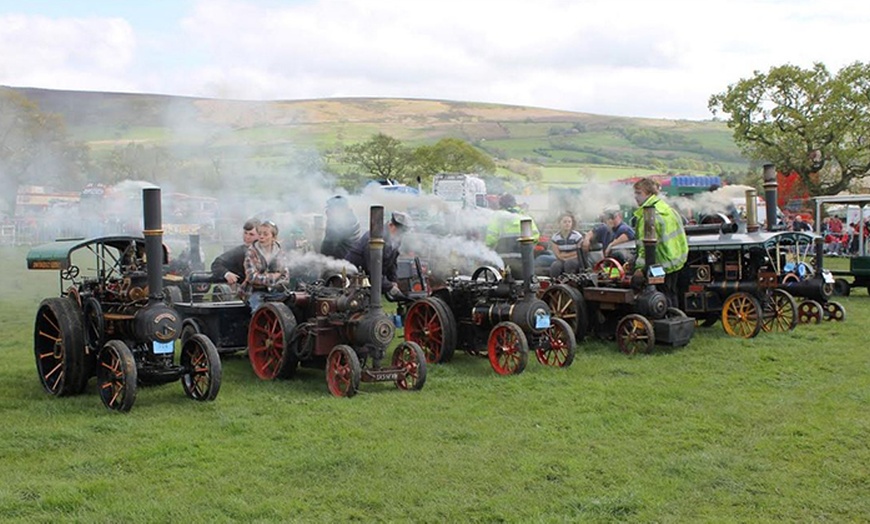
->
[632,177,688,307]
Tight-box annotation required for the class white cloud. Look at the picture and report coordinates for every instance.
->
[2,0,869,119]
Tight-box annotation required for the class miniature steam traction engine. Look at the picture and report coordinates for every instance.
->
[541,206,695,355]
[402,219,577,375]
[168,206,427,397]
[28,188,222,412]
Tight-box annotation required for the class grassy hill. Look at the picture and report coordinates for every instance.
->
[12,87,748,187]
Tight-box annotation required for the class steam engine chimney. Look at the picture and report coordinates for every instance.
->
[762,163,778,231]
[642,207,657,267]
[519,218,535,293]
[143,188,165,301]
[745,188,760,233]
[367,205,385,312]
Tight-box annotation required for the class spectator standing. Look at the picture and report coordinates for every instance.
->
[632,178,688,307]
[320,195,361,260]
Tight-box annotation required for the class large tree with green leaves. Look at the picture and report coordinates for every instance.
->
[0,88,87,216]
[709,62,870,196]
[341,133,412,182]
[409,137,496,186]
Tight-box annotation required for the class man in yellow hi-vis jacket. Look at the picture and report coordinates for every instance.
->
[632,178,688,307]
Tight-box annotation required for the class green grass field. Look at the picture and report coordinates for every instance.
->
[1,247,868,522]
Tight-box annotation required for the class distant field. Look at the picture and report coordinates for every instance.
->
[14,88,749,189]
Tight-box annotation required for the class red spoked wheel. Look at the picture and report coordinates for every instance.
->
[96,340,138,412]
[247,302,297,380]
[615,314,655,355]
[721,292,762,338]
[34,297,88,396]
[326,344,361,397]
[404,297,456,363]
[824,301,846,322]
[487,321,529,375]
[797,299,823,324]
[593,257,625,280]
[180,333,222,401]
[391,341,427,391]
[541,284,588,341]
[534,317,576,367]
[761,289,798,333]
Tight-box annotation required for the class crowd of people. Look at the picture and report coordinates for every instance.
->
[204,181,692,312]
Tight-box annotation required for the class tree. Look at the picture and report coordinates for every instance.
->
[709,62,870,196]
[409,138,496,186]
[0,89,86,216]
[341,133,412,182]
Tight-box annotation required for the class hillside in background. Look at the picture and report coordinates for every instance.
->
[11,86,749,188]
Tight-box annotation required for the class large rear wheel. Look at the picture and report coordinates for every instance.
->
[34,297,88,396]
[721,292,762,338]
[181,333,222,401]
[96,340,137,412]
[541,284,588,341]
[534,317,576,367]
[761,289,797,333]
[248,302,297,380]
[487,321,529,375]
[326,345,361,397]
[391,341,427,391]
[403,297,456,363]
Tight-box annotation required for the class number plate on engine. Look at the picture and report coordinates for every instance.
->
[153,340,174,354]
[536,313,551,329]
[822,269,835,284]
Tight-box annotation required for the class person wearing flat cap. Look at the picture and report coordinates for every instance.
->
[344,211,411,301]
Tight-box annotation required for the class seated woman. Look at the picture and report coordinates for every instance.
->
[241,220,289,311]
[548,212,583,278]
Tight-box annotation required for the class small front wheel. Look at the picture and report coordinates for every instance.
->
[181,333,222,401]
[534,317,576,367]
[326,345,361,397]
[96,340,138,412]
[487,321,529,375]
[392,341,427,391]
[616,314,655,355]
[797,299,824,324]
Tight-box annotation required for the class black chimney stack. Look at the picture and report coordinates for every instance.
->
[368,206,385,312]
[519,218,535,294]
[143,188,164,301]
[762,163,778,231]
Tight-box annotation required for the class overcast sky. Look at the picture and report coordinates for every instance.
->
[1,0,867,121]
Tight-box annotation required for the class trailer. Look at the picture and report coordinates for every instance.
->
[813,194,870,297]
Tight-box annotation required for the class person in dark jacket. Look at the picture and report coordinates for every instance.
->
[211,218,260,285]
[320,195,361,259]
[344,211,409,300]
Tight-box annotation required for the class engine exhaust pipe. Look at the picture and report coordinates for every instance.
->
[763,163,778,231]
[519,218,534,294]
[143,188,164,301]
[642,207,658,267]
[368,205,385,312]
[685,222,738,236]
[745,188,759,233]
